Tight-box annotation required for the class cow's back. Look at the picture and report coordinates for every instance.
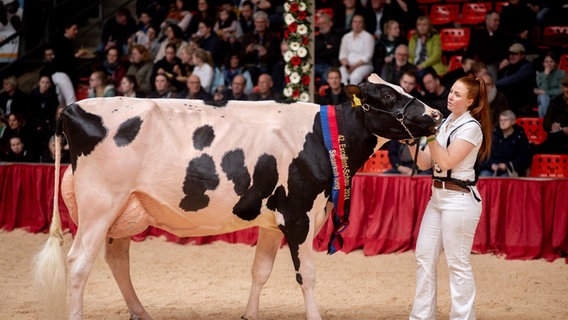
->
[62,97,325,237]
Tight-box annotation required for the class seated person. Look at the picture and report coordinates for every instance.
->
[420,67,450,117]
[441,54,475,90]
[316,68,348,106]
[4,136,35,163]
[534,75,568,154]
[248,74,282,101]
[480,110,530,177]
[213,74,249,101]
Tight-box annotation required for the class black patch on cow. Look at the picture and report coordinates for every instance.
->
[59,104,108,171]
[114,116,143,147]
[193,125,215,150]
[232,154,278,221]
[221,149,250,195]
[203,99,228,107]
[179,154,220,211]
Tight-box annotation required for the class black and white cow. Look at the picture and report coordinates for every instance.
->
[34,74,441,320]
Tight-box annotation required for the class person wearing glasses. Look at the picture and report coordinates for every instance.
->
[496,43,536,117]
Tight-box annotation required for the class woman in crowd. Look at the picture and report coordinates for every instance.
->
[210,51,253,96]
[119,75,142,97]
[87,70,116,98]
[100,46,128,90]
[408,16,446,81]
[191,48,214,93]
[126,44,154,96]
[406,75,492,320]
[534,51,566,118]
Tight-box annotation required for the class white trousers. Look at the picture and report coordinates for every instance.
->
[339,64,374,86]
[409,187,482,320]
[52,72,77,106]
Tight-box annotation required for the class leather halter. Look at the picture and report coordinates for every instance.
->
[361,96,417,140]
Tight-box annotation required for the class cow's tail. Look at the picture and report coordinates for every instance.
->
[32,129,68,318]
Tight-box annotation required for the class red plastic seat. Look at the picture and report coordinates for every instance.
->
[516,117,548,145]
[538,25,568,50]
[448,55,463,72]
[494,1,509,13]
[75,84,89,101]
[458,2,491,26]
[559,54,568,73]
[543,25,568,37]
[318,84,329,97]
[429,4,459,26]
[440,27,470,52]
[529,154,568,178]
[359,150,392,174]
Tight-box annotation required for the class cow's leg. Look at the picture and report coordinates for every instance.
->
[105,237,153,320]
[242,227,283,320]
[67,222,111,320]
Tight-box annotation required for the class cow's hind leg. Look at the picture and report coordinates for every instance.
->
[105,237,153,320]
[242,227,283,320]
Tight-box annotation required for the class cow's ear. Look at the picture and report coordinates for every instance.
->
[345,85,363,108]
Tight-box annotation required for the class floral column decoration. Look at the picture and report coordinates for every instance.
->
[283,0,312,102]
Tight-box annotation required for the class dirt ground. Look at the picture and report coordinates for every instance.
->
[1,229,566,320]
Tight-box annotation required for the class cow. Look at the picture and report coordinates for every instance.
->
[33,74,442,320]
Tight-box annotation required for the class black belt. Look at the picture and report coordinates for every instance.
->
[433,179,470,193]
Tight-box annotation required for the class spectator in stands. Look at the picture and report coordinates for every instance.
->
[126,44,154,96]
[373,20,406,75]
[408,16,446,81]
[160,0,192,35]
[0,76,28,121]
[172,42,198,91]
[421,67,450,117]
[496,43,536,116]
[152,43,182,85]
[119,75,142,97]
[40,134,70,163]
[155,24,188,63]
[100,46,128,90]
[211,51,254,96]
[534,52,566,118]
[186,0,216,38]
[382,0,422,38]
[384,140,432,175]
[466,11,510,81]
[132,11,153,47]
[480,72,509,128]
[537,75,568,154]
[191,48,215,93]
[237,1,255,38]
[213,74,249,101]
[333,0,366,36]
[316,67,348,105]
[338,14,375,85]
[51,20,90,85]
[214,6,238,42]
[0,113,36,159]
[441,54,475,91]
[28,75,59,143]
[314,13,341,86]
[97,7,137,57]
[4,136,34,163]
[480,110,530,177]
[40,45,76,107]
[364,0,387,39]
[499,0,537,52]
[240,11,281,85]
[194,18,224,67]
[471,61,488,78]
[380,44,416,85]
[147,73,175,98]
[177,74,213,100]
[249,74,282,101]
[87,70,116,98]
[399,69,421,98]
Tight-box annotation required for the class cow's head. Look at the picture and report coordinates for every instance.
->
[345,73,442,140]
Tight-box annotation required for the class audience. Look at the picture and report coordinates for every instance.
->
[399,69,421,98]
[126,44,154,96]
[536,75,568,154]
[480,110,530,177]
[333,0,366,36]
[534,52,566,118]
[97,7,137,57]
[147,73,175,98]
[496,43,536,116]
[28,75,59,142]
[0,76,29,121]
[214,74,249,101]
[87,70,116,98]
[119,75,142,97]
[479,72,509,128]
[380,44,416,85]
[338,14,374,85]
[316,67,348,106]
[441,54,475,91]
[191,48,215,93]
[408,16,446,81]
[248,74,282,101]
[211,51,253,96]
[314,13,340,86]
[154,24,188,62]
[177,74,212,100]
[373,20,405,75]
[100,46,128,90]
[4,136,35,163]
[420,67,450,117]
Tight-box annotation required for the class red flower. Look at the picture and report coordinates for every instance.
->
[302,75,310,85]
[291,56,301,66]
[288,22,297,33]
[285,76,290,84]
[292,89,300,97]
[290,3,299,13]
[283,30,289,39]
[302,36,309,45]
[298,11,307,20]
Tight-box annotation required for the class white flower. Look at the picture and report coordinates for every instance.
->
[283,87,292,97]
[299,92,310,102]
[297,24,308,35]
[289,42,300,51]
[302,63,311,73]
[284,51,294,62]
[284,2,290,11]
[298,2,307,11]
[297,47,307,58]
[290,72,301,84]
[284,64,291,75]
[285,13,295,25]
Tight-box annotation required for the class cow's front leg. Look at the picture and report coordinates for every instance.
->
[242,227,283,320]
[105,237,153,320]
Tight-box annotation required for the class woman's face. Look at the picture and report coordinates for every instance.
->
[165,47,176,62]
[416,19,430,35]
[543,56,557,69]
[120,77,134,94]
[89,73,102,89]
[448,80,473,114]
[107,49,119,64]
[230,55,239,68]
[38,76,52,93]
[154,75,169,92]
[130,48,142,63]
[387,22,400,38]
[8,114,20,129]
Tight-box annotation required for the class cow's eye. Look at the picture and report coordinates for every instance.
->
[383,92,395,100]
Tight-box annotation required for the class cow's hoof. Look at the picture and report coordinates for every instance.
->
[130,315,141,320]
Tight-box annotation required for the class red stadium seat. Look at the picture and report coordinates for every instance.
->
[318,84,329,97]
[448,55,463,72]
[516,117,548,145]
[529,154,568,178]
[359,150,392,174]
[494,1,509,13]
[559,54,568,73]
[429,4,460,26]
[75,84,89,101]
[440,27,470,52]
[538,25,568,50]
[458,2,491,26]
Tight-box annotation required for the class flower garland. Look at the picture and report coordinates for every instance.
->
[283,0,312,102]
